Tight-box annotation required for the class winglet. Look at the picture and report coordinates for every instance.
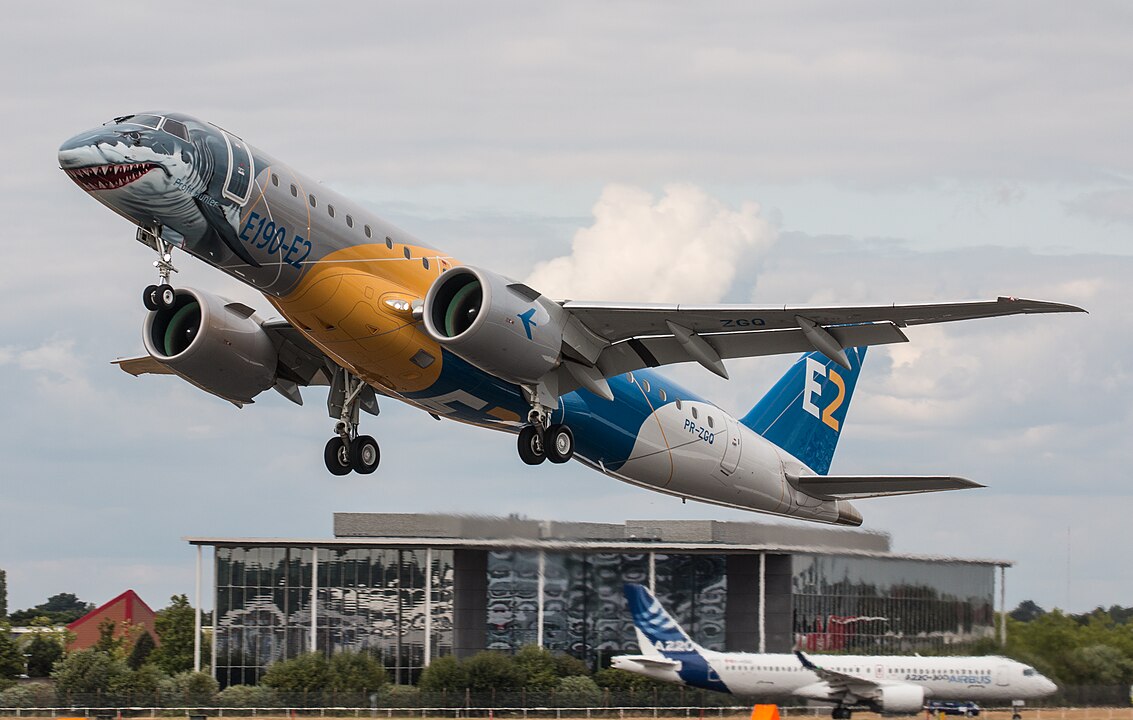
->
[795,650,818,671]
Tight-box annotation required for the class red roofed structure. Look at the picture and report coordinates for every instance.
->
[66,590,157,651]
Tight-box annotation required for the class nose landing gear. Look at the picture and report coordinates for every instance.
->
[324,368,381,475]
[138,225,178,311]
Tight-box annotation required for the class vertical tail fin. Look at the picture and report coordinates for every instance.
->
[623,583,703,655]
[739,347,867,475]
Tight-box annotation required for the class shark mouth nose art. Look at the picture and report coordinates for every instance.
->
[64,162,159,191]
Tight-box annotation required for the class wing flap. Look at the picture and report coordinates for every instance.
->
[792,475,984,499]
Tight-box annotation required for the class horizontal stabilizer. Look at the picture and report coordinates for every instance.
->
[792,475,984,499]
[618,655,681,669]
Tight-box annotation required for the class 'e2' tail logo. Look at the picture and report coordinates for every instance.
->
[801,357,846,431]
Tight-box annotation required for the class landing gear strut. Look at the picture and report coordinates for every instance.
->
[139,225,178,311]
[517,401,574,466]
[324,368,380,475]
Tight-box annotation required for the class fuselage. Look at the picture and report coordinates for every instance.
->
[613,650,1057,702]
[59,111,860,524]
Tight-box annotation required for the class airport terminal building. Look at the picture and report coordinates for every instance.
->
[187,514,1008,686]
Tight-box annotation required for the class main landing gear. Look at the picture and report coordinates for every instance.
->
[139,225,179,311]
[324,368,380,476]
[517,403,574,466]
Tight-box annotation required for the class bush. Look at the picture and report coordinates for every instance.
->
[329,651,389,691]
[380,683,422,707]
[556,675,602,706]
[262,652,330,693]
[111,664,165,703]
[463,651,523,692]
[52,649,127,697]
[418,655,467,692]
[161,671,218,706]
[217,683,279,708]
[0,683,57,707]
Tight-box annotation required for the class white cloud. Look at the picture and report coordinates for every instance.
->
[526,184,775,302]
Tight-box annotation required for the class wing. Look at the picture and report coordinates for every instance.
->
[791,475,984,500]
[113,318,333,406]
[559,296,1085,381]
[795,650,884,697]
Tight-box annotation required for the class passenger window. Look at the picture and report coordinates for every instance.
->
[364,225,372,238]
[403,247,411,259]
[708,416,714,428]
[290,184,298,197]
[659,388,667,401]
[691,407,698,419]
[627,372,634,383]
[309,194,317,208]
[328,205,335,218]
[271,174,279,187]
[346,214,354,228]
[422,257,430,270]
[386,236,394,249]
[642,380,650,393]
[675,398,682,410]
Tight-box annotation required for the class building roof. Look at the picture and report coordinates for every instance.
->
[66,589,157,650]
[184,513,1012,567]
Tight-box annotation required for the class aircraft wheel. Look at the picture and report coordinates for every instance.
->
[517,425,546,465]
[545,424,574,464]
[350,435,380,474]
[158,283,176,309]
[324,437,353,476]
[143,284,160,311]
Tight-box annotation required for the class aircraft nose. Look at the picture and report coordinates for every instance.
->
[58,127,119,169]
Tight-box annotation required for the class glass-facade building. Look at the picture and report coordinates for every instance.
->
[194,515,1005,686]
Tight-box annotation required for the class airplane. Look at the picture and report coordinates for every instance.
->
[58,112,1084,525]
[611,583,1057,718]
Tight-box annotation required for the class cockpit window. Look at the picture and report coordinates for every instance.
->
[127,114,164,129]
[1023,668,1035,676]
[162,118,190,141]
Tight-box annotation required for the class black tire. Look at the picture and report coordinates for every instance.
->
[324,437,352,476]
[517,425,546,465]
[350,435,380,474]
[545,424,574,464]
[158,284,176,309]
[143,284,160,311]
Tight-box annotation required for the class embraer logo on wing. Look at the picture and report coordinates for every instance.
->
[802,357,847,432]
[517,308,538,340]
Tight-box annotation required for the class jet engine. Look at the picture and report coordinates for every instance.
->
[422,266,566,385]
[872,684,926,714]
[143,287,279,405]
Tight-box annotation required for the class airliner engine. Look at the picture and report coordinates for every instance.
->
[143,287,279,405]
[873,685,926,714]
[422,266,567,385]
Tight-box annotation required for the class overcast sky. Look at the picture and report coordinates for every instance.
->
[2,2,1131,618]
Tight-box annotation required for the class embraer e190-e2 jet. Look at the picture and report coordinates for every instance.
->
[59,112,1083,525]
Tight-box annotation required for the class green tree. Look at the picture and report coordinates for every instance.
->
[261,652,331,693]
[128,630,157,670]
[1010,599,1047,623]
[9,593,94,625]
[24,631,64,677]
[329,650,389,691]
[417,655,468,691]
[111,664,165,704]
[94,618,125,657]
[593,666,672,691]
[0,623,25,680]
[52,649,127,698]
[462,651,523,691]
[151,594,197,674]
[161,671,218,706]
[513,645,560,690]
[0,569,7,619]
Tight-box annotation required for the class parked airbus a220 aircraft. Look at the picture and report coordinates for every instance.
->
[613,584,1056,718]
[59,113,1083,525]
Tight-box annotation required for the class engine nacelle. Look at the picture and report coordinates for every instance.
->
[873,684,926,714]
[143,287,279,405]
[422,266,566,385]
